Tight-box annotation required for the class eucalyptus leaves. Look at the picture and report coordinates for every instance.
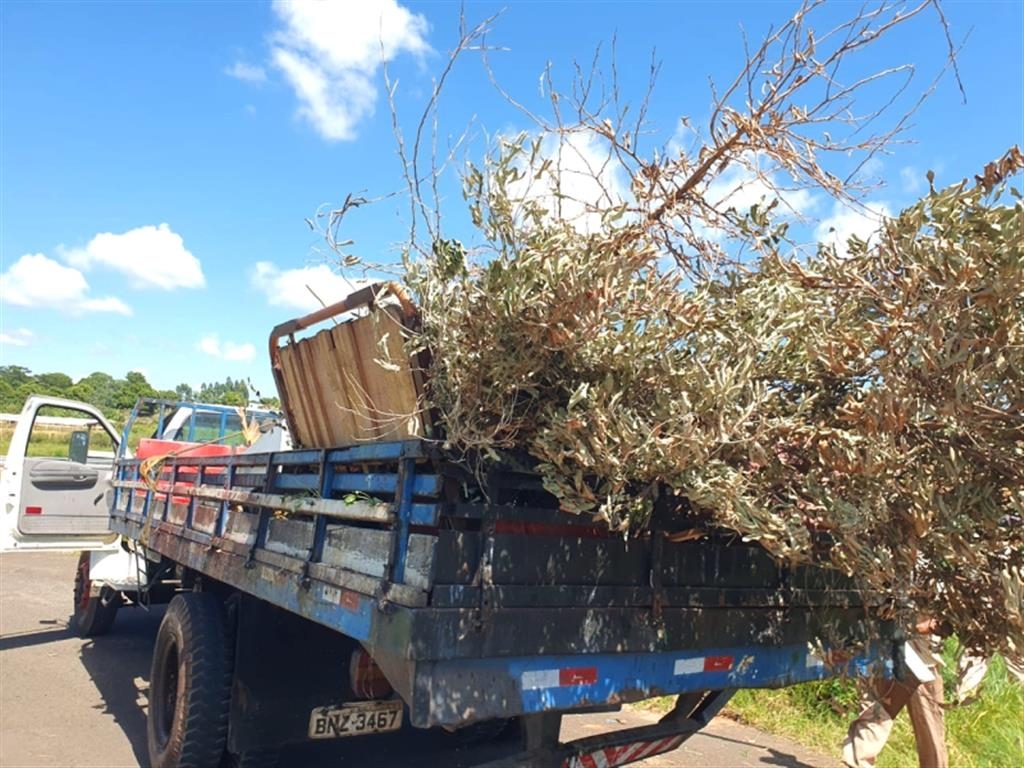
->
[405,147,1023,659]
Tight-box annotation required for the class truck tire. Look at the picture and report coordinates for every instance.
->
[73,552,120,637]
[148,593,232,768]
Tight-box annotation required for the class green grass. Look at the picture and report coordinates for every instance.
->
[719,648,1023,768]
[1,429,80,459]
[1,415,158,458]
[0,429,117,460]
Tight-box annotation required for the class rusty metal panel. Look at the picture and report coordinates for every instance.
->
[276,303,426,448]
[322,525,392,577]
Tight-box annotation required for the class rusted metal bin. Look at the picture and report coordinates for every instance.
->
[269,282,430,448]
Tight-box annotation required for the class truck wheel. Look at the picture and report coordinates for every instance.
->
[73,552,120,637]
[148,593,232,768]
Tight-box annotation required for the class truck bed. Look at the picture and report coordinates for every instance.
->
[110,437,884,729]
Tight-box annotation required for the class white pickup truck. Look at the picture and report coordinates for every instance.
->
[0,395,289,635]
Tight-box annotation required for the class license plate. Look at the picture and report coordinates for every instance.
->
[308,699,403,739]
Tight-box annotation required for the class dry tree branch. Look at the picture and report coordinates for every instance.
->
[382,10,502,260]
[410,10,502,243]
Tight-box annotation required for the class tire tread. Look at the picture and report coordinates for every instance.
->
[149,592,232,768]
[73,552,120,637]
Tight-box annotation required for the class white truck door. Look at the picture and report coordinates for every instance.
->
[1,396,121,551]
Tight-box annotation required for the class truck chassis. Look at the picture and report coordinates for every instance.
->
[104,426,886,767]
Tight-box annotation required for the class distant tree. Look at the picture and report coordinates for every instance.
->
[0,367,39,412]
[197,378,249,406]
[35,372,74,393]
[175,383,196,402]
[0,377,23,413]
[0,366,266,416]
[0,366,32,387]
[113,371,159,410]
[0,381,13,413]
[71,372,118,413]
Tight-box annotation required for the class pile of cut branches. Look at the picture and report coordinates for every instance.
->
[406,146,1023,658]
[329,1,1023,659]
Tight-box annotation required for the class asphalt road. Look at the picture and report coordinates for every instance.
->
[0,552,839,768]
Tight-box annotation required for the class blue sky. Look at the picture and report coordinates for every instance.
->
[1,0,1021,399]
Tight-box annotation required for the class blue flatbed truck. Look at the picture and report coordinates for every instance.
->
[1,284,891,768]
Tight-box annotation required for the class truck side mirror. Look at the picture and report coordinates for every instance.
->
[69,430,90,464]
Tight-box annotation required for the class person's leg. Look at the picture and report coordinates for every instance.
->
[906,674,947,768]
[842,678,911,767]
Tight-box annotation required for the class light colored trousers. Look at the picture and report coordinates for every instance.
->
[956,653,1024,699]
[842,674,947,768]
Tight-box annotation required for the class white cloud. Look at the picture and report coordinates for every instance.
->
[81,297,134,313]
[705,155,818,219]
[271,48,373,141]
[198,336,222,357]
[251,261,374,312]
[650,153,820,244]
[0,328,34,347]
[853,156,885,184]
[815,201,892,257]
[269,0,431,141]
[197,334,257,363]
[62,223,205,290]
[225,61,267,84]
[0,253,132,315]
[666,117,699,159]
[900,166,923,195]
[506,128,630,234]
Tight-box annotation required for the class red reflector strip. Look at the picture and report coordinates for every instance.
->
[703,655,734,672]
[564,735,686,768]
[25,506,42,515]
[321,585,362,612]
[522,667,599,690]
[559,667,598,686]
[674,655,735,675]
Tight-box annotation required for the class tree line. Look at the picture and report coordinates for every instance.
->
[0,366,279,417]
